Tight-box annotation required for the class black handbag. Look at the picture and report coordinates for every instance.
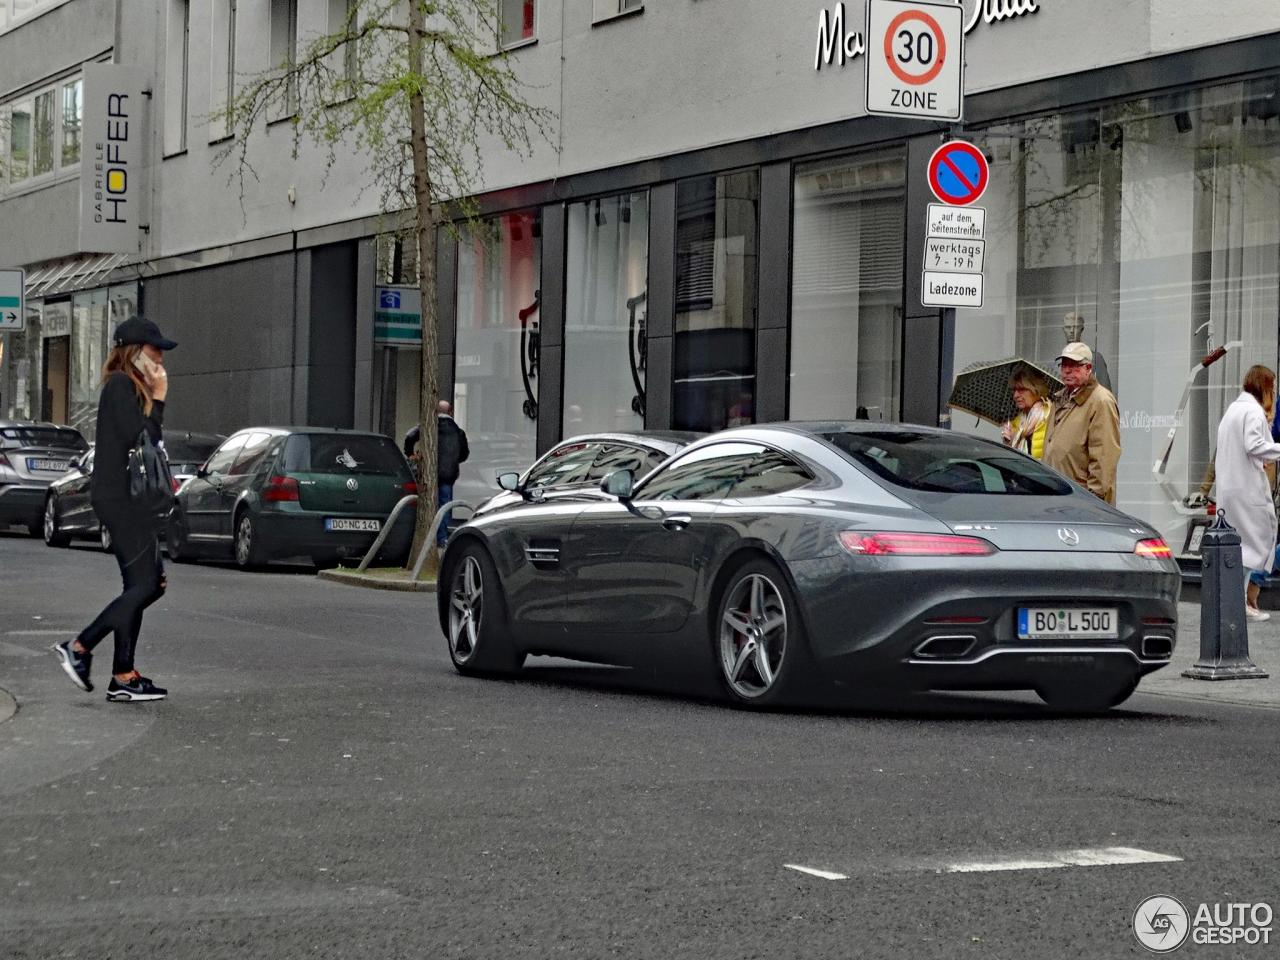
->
[128,430,176,518]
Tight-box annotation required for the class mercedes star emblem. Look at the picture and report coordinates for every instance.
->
[1057,527,1080,546]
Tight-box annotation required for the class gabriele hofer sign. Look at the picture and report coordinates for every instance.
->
[79,63,148,254]
[816,0,1040,70]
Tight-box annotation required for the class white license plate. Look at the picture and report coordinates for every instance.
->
[325,518,381,532]
[1018,607,1118,639]
[28,458,69,472]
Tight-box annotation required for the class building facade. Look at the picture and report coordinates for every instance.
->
[2,0,1280,560]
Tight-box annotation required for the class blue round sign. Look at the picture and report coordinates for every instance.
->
[927,141,989,206]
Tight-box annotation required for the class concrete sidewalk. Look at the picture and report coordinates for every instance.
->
[1139,601,1279,709]
[316,566,437,593]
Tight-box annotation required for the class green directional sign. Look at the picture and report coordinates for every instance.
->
[0,269,25,332]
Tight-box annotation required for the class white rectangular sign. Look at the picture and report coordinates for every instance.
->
[79,63,148,254]
[865,0,964,121]
[925,237,985,273]
[0,269,24,331]
[926,203,985,239]
[922,270,984,309]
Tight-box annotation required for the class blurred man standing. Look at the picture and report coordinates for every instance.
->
[1044,342,1121,505]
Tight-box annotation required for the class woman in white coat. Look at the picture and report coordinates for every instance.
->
[1214,365,1280,621]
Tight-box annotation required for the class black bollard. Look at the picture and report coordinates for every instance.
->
[1184,509,1269,680]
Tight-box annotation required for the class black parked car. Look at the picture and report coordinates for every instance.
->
[167,427,417,569]
[0,421,89,537]
[43,431,223,550]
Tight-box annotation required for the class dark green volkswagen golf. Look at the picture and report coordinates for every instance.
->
[167,428,417,569]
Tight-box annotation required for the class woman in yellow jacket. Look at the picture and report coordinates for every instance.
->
[1001,368,1052,459]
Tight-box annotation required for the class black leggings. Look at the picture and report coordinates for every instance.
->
[77,501,166,675]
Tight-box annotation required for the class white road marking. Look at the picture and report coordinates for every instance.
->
[942,847,1183,873]
[784,847,1183,881]
[783,864,848,881]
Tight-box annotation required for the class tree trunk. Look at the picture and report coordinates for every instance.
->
[408,0,441,571]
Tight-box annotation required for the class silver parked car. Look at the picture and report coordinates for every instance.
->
[0,421,89,537]
[437,422,1180,713]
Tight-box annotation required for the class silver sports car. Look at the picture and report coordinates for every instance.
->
[437,422,1180,712]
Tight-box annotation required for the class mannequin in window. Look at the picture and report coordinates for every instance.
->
[1063,312,1112,394]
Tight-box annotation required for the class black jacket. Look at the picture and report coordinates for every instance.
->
[91,371,165,505]
[404,416,470,484]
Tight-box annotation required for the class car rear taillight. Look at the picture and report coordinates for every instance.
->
[839,531,996,557]
[402,481,418,495]
[263,475,300,503]
[1134,538,1173,559]
[170,477,181,493]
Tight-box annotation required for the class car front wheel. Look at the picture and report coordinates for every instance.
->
[43,497,70,548]
[445,543,523,676]
[712,558,813,708]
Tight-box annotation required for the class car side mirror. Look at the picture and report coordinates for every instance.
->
[601,469,635,500]
[497,471,521,492]
[196,463,209,479]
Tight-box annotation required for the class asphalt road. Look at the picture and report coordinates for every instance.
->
[1,532,1277,959]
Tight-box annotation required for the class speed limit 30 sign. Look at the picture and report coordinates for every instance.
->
[865,0,964,121]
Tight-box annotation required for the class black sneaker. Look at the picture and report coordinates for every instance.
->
[52,641,93,692]
[105,676,167,702]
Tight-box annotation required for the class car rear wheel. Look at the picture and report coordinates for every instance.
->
[233,511,265,570]
[713,558,812,708]
[445,544,523,676]
[1037,676,1138,714]
[166,515,193,563]
[43,496,70,548]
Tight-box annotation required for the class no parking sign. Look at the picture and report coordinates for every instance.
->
[927,140,989,206]
[865,0,964,121]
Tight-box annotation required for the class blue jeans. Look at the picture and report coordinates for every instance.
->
[1249,543,1280,586]
[437,483,453,547]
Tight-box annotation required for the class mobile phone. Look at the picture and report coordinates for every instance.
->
[132,352,155,378]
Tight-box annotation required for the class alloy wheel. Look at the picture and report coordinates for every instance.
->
[235,515,253,567]
[448,555,484,665]
[43,498,57,543]
[718,573,788,699]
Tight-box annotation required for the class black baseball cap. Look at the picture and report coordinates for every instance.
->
[113,315,178,351]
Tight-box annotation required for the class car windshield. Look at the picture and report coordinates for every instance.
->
[820,430,1072,496]
[0,427,87,451]
[282,434,410,478]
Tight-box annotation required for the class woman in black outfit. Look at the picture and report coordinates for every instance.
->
[53,316,177,702]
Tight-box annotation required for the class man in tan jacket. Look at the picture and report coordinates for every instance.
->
[1043,342,1121,504]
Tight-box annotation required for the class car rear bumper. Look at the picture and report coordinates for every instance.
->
[0,484,48,525]
[791,551,1179,691]
[255,507,416,561]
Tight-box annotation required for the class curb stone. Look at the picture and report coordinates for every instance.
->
[316,568,436,593]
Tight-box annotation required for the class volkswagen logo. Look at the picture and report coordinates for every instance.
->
[1057,527,1080,546]
[346,478,359,492]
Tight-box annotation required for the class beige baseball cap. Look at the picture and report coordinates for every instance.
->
[1057,341,1093,364]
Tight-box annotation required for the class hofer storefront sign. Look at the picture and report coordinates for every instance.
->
[79,63,148,254]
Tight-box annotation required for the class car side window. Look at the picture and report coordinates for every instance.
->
[204,436,248,476]
[525,442,603,488]
[634,442,765,502]
[728,449,814,499]
[588,443,652,482]
[229,432,272,477]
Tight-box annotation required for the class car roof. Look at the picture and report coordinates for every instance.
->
[0,420,82,431]
[559,430,703,452]
[223,426,395,439]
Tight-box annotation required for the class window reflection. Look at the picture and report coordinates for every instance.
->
[454,211,541,505]
[564,191,649,435]
[673,171,759,432]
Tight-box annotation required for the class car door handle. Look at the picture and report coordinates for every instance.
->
[662,514,692,531]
